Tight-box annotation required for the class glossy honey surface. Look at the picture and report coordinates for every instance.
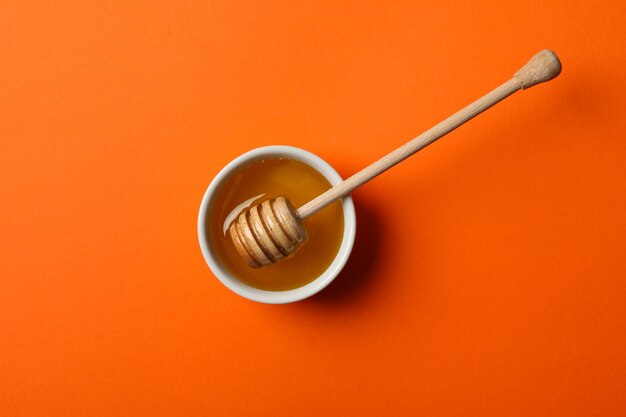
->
[208,158,344,291]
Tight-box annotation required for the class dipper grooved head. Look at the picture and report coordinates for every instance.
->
[228,196,308,268]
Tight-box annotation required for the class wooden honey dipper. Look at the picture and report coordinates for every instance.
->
[229,50,562,268]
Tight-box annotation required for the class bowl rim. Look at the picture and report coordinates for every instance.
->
[197,145,356,304]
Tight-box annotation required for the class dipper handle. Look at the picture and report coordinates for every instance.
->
[296,49,561,219]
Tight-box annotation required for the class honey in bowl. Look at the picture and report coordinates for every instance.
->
[207,158,344,291]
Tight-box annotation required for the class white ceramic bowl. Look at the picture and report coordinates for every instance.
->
[197,146,356,304]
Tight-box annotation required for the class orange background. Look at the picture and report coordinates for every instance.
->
[2,1,626,416]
